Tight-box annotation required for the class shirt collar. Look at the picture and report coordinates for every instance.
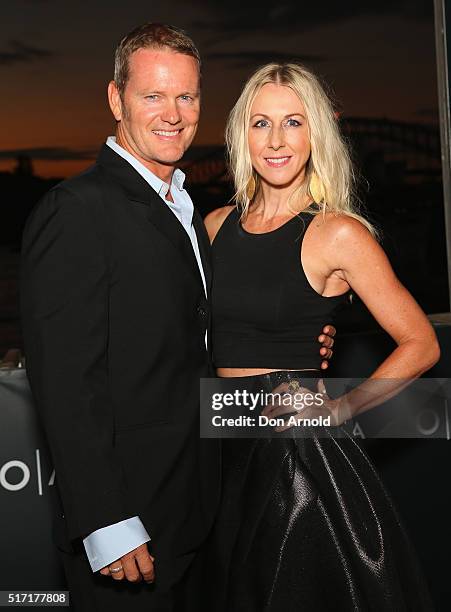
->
[172,168,185,191]
[106,136,186,196]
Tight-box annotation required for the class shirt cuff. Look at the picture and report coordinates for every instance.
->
[82,516,151,572]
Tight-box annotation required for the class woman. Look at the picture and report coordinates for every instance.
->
[203,63,439,611]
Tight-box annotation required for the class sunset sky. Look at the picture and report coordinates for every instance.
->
[1,0,438,178]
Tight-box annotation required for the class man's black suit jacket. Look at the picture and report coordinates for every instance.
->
[20,144,220,584]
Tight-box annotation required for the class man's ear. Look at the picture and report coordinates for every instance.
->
[108,81,123,122]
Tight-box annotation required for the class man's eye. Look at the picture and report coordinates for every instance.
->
[180,95,194,102]
[145,95,159,101]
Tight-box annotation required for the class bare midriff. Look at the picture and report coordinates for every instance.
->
[217,367,320,378]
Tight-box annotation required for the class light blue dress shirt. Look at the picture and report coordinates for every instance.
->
[83,136,207,572]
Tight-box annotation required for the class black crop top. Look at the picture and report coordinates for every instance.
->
[211,207,350,369]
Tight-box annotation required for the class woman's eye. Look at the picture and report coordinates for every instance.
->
[254,119,270,128]
[285,118,301,127]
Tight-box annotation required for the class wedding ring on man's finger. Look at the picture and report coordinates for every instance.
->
[110,565,123,574]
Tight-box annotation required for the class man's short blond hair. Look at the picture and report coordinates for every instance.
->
[114,22,201,97]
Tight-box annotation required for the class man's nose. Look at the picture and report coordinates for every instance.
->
[160,99,182,124]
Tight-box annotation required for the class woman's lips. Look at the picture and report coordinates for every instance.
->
[264,156,291,168]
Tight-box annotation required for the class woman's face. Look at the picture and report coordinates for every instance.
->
[248,83,311,190]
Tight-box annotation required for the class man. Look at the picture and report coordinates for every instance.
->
[21,23,335,611]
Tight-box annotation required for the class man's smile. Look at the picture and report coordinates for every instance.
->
[152,129,183,138]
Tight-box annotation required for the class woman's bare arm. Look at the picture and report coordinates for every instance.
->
[323,216,440,420]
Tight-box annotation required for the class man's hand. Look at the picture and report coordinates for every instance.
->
[99,543,155,583]
[318,325,336,369]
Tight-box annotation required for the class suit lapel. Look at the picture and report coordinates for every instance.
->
[97,144,206,294]
[145,191,206,293]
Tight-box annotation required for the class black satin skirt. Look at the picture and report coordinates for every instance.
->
[203,371,434,612]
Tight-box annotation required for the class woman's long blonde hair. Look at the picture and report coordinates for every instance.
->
[225,62,376,236]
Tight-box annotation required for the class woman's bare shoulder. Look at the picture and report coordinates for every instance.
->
[204,205,236,243]
[312,211,373,242]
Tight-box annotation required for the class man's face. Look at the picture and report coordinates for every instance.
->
[109,48,200,179]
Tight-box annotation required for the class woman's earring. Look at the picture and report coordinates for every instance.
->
[246,175,256,201]
[309,172,326,204]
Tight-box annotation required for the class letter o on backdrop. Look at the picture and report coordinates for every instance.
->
[0,460,30,491]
